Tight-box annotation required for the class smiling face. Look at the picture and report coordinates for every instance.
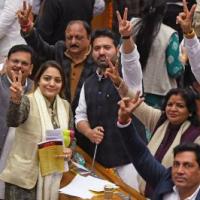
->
[6,51,33,84]
[165,94,190,125]
[92,36,118,69]
[172,151,200,195]
[65,22,90,56]
[38,67,63,103]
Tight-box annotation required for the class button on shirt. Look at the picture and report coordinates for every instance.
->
[163,185,200,200]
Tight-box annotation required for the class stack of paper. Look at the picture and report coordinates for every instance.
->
[59,174,118,199]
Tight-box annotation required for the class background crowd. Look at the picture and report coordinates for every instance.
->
[0,0,200,200]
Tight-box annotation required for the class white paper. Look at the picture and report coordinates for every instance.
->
[59,174,118,198]
[71,161,90,172]
[59,175,94,198]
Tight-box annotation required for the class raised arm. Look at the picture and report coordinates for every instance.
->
[117,97,167,188]
[116,8,142,93]
[17,1,56,60]
[176,0,200,83]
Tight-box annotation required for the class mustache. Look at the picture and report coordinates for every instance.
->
[70,44,79,48]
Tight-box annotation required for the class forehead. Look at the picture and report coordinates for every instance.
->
[9,51,31,62]
[92,36,115,47]
[42,67,61,76]
[65,23,87,36]
[167,94,186,103]
[174,151,198,164]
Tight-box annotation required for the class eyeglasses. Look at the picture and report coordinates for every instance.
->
[9,59,31,67]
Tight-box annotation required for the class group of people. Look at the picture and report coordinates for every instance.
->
[0,0,200,200]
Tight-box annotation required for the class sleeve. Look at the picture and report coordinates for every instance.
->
[21,27,56,60]
[75,85,88,126]
[184,35,200,83]
[7,95,30,127]
[166,32,184,78]
[117,81,162,132]
[35,0,59,43]
[0,0,22,39]
[118,123,166,187]
[121,45,143,93]
[68,105,74,129]
[93,0,105,16]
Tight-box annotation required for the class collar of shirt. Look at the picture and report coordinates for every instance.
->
[164,185,200,200]
[64,46,91,65]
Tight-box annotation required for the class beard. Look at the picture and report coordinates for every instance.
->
[95,55,118,71]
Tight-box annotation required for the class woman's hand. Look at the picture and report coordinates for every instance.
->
[116,8,133,37]
[17,1,33,32]
[118,91,144,124]
[176,0,196,34]
[56,148,72,161]
[10,70,23,104]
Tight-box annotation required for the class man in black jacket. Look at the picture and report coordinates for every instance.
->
[117,96,200,199]
[17,4,97,112]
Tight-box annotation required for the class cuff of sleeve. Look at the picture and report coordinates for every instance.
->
[184,35,199,48]
[120,45,139,60]
[117,120,132,128]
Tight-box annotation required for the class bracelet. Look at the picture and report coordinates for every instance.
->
[184,29,196,39]
[121,35,131,40]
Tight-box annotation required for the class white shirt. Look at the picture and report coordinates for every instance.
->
[184,35,200,83]
[0,0,32,63]
[75,47,143,125]
[163,185,200,200]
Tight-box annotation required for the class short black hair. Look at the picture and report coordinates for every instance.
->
[66,20,91,38]
[91,29,119,48]
[7,44,34,63]
[174,143,200,166]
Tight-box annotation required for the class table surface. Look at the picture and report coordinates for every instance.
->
[59,146,146,200]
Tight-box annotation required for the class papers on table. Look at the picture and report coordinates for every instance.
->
[59,174,118,199]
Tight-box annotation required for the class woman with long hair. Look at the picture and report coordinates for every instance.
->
[0,60,74,200]
[128,0,183,108]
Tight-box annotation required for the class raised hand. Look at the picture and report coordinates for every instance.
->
[105,58,122,87]
[10,70,23,104]
[176,0,196,34]
[17,1,33,32]
[118,91,144,123]
[116,8,133,37]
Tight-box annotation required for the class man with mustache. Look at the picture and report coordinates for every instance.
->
[0,44,34,199]
[117,96,200,200]
[17,3,96,112]
[75,9,145,188]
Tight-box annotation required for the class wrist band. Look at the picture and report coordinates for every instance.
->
[121,35,131,40]
[184,29,195,39]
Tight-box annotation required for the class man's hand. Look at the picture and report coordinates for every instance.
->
[176,0,196,34]
[87,126,104,144]
[17,1,33,32]
[116,8,133,37]
[105,58,122,88]
[118,91,144,123]
[10,70,23,104]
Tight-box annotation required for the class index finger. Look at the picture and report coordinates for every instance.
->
[17,70,23,84]
[25,4,32,20]
[23,1,27,11]
[116,10,122,24]
[182,0,189,14]
[123,8,128,21]
[11,70,17,83]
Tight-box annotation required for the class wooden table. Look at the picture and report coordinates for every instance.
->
[59,147,146,200]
